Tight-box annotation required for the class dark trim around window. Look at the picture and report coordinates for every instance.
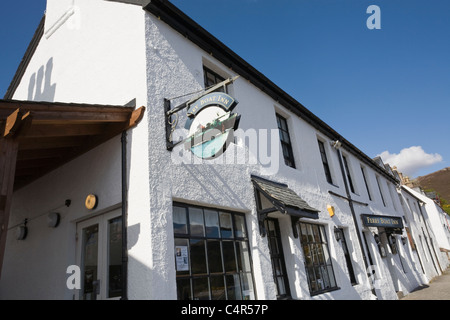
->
[276,113,296,168]
[318,140,333,184]
[299,222,339,296]
[172,202,256,300]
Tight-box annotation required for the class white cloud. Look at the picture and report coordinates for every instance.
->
[378,146,443,177]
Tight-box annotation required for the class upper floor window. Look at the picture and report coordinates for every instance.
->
[361,166,372,201]
[342,155,355,193]
[204,66,226,92]
[318,140,333,184]
[376,176,387,207]
[276,113,296,168]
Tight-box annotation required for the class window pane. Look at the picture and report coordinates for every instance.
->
[303,244,312,265]
[222,241,237,272]
[226,274,242,300]
[300,223,308,244]
[173,206,188,234]
[108,217,122,298]
[193,277,209,300]
[81,224,98,300]
[207,240,223,274]
[210,276,226,300]
[312,224,321,243]
[189,207,204,237]
[205,210,220,238]
[240,272,255,300]
[220,212,233,239]
[234,215,246,238]
[236,241,251,273]
[276,276,286,296]
[190,239,207,275]
[177,278,191,300]
[175,239,190,275]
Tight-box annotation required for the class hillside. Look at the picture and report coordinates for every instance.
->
[415,167,450,204]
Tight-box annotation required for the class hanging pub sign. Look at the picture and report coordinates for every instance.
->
[164,76,241,159]
[183,92,240,159]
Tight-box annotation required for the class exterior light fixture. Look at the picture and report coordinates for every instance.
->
[334,227,342,242]
[47,212,60,228]
[16,219,28,240]
[401,236,407,245]
[331,140,342,149]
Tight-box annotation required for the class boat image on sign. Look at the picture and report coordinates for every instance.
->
[183,112,240,159]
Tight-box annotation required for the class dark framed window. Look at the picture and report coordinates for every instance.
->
[318,140,333,184]
[361,166,372,201]
[376,176,386,207]
[173,203,255,300]
[276,114,296,168]
[204,66,226,92]
[342,155,355,193]
[299,222,338,295]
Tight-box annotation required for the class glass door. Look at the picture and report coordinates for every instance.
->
[76,209,122,300]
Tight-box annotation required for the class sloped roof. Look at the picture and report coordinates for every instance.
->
[251,175,319,219]
[0,99,145,190]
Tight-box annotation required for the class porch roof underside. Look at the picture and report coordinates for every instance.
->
[0,99,145,190]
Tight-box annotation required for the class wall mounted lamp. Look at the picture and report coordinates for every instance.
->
[334,227,342,242]
[47,212,60,228]
[16,219,28,240]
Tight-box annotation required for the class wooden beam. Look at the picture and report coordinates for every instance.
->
[0,137,20,280]
[127,106,146,129]
[4,109,32,138]
[23,123,108,138]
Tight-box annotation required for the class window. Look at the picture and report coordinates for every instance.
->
[204,66,226,92]
[361,166,372,201]
[342,155,355,193]
[318,140,333,184]
[299,223,338,295]
[376,176,386,207]
[276,114,296,168]
[173,203,255,300]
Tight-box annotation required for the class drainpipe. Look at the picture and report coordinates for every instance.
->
[121,131,128,300]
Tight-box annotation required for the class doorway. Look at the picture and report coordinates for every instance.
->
[76,209,122,300]
[264,218,291,299]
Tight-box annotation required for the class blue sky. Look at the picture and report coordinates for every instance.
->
[1,0,449,178]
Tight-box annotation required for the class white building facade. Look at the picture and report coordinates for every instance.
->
[0,0,444,300]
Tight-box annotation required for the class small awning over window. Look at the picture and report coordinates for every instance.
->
[251,175,319,237]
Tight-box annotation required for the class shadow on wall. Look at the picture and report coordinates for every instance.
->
[28,57,56,101]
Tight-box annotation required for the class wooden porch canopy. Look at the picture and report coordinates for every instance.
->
[0,99,145,279]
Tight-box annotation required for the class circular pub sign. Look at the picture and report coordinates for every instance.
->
[183,92,240,159]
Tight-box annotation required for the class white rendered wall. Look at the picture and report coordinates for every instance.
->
[142,11,426,300]
[1,0,150,299]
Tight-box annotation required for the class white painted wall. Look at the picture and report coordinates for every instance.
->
[1,0,150,299]
[142,11,423,300]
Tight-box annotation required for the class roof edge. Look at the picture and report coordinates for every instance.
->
[143,0,399,184]
[4,15,46,100]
